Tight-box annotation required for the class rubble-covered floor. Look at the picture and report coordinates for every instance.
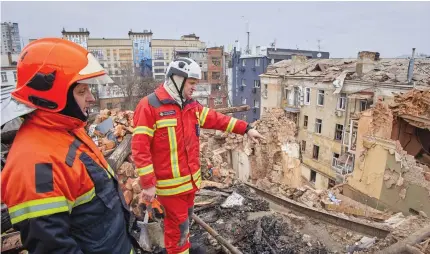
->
[191,183,333,254]
[188,182,430,254]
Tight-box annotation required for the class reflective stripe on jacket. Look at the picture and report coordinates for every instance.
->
[131,85,248,196]
[1,110,134,254]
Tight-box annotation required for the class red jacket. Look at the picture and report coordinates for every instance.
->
[132,85,249,196]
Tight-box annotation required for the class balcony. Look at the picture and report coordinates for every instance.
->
[331,154,354,175]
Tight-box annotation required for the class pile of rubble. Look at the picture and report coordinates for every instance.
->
[199,108,300,190]
[191,182,331,253]
[88,109,134,156]
[116,159,145,218]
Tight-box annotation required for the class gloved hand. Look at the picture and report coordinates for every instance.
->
[140,186,156,202]
[140,198,164,222]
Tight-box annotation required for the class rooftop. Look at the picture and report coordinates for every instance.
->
[264,58,430,86]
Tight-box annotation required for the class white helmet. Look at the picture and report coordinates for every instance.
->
[165,57,201,103]
[166,57,202,80]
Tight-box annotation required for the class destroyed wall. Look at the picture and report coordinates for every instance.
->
[201,108,302,188]
[259,76,283,118]
[243,108,301,187]
[347,98,430,216]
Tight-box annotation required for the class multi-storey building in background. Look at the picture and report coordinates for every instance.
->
[231,46,329,122]
[128,30,153,77]
[1,22,21,54]
[152,34,206,81]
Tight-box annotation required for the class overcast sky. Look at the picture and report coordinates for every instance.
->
[1,1,429,58]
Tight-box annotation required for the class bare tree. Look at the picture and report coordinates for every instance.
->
[112,63,142,110]
[111,63,160,110]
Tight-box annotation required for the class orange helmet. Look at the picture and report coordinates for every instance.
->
[11,38,113,112]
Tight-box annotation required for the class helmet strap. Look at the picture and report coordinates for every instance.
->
[170,76,187,107]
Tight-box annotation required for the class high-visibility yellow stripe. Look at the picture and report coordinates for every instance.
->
[226,118,237,133]
[168,127,180,178]
[178,249,190,254]
[74,187,96,207]
[157,175,191,187]
[156,169,201,188]
[156,119,177,128]
[192,169,201,180]
[138,164,154,176]
[107,165,115,178]
[195,175,202,189]
[9,196,72,224]
[199,107,209,126]
[156,182,194,196]
[133,126,155,137]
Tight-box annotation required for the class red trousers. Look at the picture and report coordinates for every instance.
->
[158,191,195,254]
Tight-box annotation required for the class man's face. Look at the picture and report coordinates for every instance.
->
[183,78,198,99]
[73,83,96,117]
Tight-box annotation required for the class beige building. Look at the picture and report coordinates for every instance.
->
[151,34,206,80]
[346,89,430,215]
[260,52,430,191]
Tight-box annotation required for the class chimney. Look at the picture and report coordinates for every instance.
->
[292,54,307,63]
[356,51,380,76]
[407,48,416,84]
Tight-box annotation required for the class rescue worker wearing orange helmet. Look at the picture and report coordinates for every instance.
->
[131,57,265,254]
[1,38,137,253]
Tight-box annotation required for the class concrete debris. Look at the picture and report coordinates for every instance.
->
[192,183,331,253]
[220,192,245,208]
[266,58,430,86]
[390,89,430,121]
[366,214,430,252]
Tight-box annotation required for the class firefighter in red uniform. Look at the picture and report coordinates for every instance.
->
[132,57,264,254]
[1,38,137,253]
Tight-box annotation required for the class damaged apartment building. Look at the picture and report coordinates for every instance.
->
[259,51,430,215]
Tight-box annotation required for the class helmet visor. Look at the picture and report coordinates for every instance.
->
[77,74,114,85]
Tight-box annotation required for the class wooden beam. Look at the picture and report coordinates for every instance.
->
[214,105,250,114]
[107,134,132,172]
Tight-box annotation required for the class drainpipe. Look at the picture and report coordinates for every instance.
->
[407,48,416,85]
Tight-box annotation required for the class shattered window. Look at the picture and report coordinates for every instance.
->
[312,145,319,160]
[242,59,246,67]
[255,58,260,67]
[332,153,340,167]
[359,100,368,112]
[301,140,306,152]
[304,88,311,105]
[304,115,308,128]
[335,124,343,141]
[317,90,324,106]
[315,118,322,134]
[254,80,260,88]
[254,100,260,108]
[337,93,346,110]
[310,170,317,182]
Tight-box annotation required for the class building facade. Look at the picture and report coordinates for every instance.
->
[207,47,228,108]
[260,52,430,191]
[1,22,21,54]
[61,28,90,49]
[231,47,329,123]
[151,34,206,81]
[128,30,153,77]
